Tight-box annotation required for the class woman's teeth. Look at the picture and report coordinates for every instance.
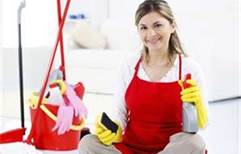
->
[148,38,160,44]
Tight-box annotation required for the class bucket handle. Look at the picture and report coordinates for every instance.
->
[40,105,85,131]
[28,92,85,131]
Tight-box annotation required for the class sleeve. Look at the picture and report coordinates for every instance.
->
[110,58,130,129]
[110,54,139,130]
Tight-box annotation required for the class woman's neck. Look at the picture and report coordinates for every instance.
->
[145,49,172,67]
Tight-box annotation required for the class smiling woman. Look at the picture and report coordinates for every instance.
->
[136,11,177,81]
[135,0,184,65]
[78,0,208,154]
[137,12,175,57]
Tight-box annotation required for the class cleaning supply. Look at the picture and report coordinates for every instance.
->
[48,80,87,135]
[182,74,198,133]
[26,0,86,146]
[1,0,87,151]
[52,105,74,135]
[65,85,87,118]
[49,68,64,83]
[73,82,85,99]
[181,78,208,128]
[28,80,85,150]
[95,113,122,145]
[47,80,73,135]
[47,83,65,106]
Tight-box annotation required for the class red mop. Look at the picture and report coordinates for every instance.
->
[0,0,26,144]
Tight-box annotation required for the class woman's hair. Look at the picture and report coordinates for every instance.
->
[135,0,186,63]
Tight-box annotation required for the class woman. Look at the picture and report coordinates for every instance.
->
[79,0,208,153]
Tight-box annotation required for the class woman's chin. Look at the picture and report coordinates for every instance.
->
[147,46,162,51]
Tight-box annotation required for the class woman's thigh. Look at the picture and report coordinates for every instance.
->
[158,132,206,154]
[78,134,121,154]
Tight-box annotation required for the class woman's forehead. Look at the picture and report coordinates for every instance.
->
[138,11,168,26]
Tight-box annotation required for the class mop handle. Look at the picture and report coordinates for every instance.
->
[56,0,66,80]
[26,0,71,144]
[37,0,70,114]
[17,0,25,24]
[17,0,26,129]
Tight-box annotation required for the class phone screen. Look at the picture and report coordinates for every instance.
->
[100,112,118,133]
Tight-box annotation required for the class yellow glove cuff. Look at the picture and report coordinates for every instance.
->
[196,102,208,128]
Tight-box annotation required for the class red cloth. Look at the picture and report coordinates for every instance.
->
[115,55,183,154]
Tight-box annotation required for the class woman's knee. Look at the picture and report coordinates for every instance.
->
[80,134,99,146]
[79,134,99,148]
[169,132,206,153]
[189,134,206,152]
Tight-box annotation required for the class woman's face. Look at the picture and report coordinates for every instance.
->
[137,11,175,52]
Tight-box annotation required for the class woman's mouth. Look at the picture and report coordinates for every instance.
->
[147,37,161,45]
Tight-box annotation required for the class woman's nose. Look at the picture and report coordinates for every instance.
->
[147,28,157,37]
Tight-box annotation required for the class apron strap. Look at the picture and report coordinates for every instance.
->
[134,57,142,77]
[178,54,182,80]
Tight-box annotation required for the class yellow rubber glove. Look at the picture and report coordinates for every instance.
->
[180,80,208,128]
[95,115,122,145]
[50,79,66,94]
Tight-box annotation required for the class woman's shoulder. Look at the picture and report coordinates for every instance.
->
[181,55,202,71]
[121,51,141,71]
[180,55,204,80]
[116,51,141,87]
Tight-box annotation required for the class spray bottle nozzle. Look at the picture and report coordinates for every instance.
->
[183,73,192,89]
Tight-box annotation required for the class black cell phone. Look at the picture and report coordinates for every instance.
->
[100,112,118,133]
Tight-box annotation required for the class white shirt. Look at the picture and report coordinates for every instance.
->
[111,53,209,129]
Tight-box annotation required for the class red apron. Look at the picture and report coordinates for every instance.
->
[115,55,183,154]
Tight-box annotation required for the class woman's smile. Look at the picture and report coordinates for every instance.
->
[147,37,161,46]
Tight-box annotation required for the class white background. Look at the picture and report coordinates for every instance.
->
[0,0,240,154]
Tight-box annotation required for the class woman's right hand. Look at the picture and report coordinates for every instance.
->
[95,115,122,145]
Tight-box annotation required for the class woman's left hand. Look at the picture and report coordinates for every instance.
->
[180,80,208,128]
[181,80,201,104]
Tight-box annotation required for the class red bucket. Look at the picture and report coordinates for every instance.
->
[28,92,85,151]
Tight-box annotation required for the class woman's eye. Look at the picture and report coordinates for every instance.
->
[140,26,147,30]
[154,24,163,28]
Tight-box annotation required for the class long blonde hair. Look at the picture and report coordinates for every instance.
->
[135,0,186,63]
